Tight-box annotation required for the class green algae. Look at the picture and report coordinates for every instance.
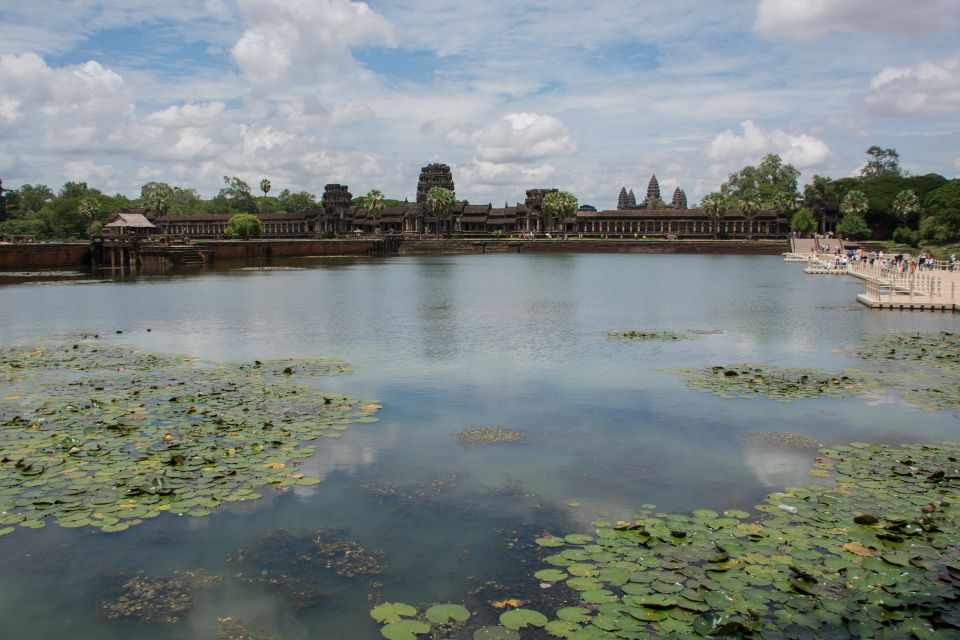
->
[0,335,378,534]
[664,364,871,401]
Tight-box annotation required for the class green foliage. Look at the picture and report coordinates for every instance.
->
[365,189,385,222]
[737,191,763,238]
[840,189,869,218]
[699,192,727,238]
[255,197,280,213]
[836,213,871,239]
[541,191,578,218]
[426,186,456,218]
[259,178,271,197]
[802,175,836,218]
[59,181,93,199]
[891,227,920,247]
[790,208,817,233]
[224,213,263,239]
[15,184,55,213]
[216,176,258,213]
[279,189,317,213]
[860,145,901,177]
[721,154,800,204]
[833,174,947,235]
[921,179,960,242]
[645,197,668,209]
[892,189,921,225]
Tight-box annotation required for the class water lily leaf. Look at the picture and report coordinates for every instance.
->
[556,607,592,623]
[425,604,470,624]
[842,541,879,557]
[544,620,581,638]
[370,602,417,624]
[380,620,430,640]
[534,569,568,582]
[499,609,547,630]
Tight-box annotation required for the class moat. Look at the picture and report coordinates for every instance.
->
[1,254,957,639]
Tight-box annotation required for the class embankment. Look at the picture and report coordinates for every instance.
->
[397,239,788,255]
[0,243,90,269]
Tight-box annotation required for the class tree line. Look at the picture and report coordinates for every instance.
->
[1,150,957,245]
[698,147,959,246]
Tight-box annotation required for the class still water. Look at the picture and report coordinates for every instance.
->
[0,254,957,638]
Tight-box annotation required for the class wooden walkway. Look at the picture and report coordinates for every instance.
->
[847,261,960,312]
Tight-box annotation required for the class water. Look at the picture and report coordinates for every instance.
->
[0,254,957,638]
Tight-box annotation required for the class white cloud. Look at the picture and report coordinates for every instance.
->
[706,120,830,169]
[446,113,578,163]
[231,0,395,88]
[754,0,959,40]
[143,102,226,127]
[864,54,960,116]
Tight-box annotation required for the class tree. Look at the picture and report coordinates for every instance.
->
[59,181,92,199]
[278,189,317,213]
[145,189,170,217]
[224,213,263,239]
[737,191,763,239]
[541,191,578,232]
[721,153,800,204]
[645,197,668,210]
[425,186,456,235]
[802,175,837,233]
[14,184,55,214]
[699,192,727,240]
[861,146,901,178]
[77,198,101,224]
[921,180,960,242]
[772,192,799,220]
[836,213,871,240]
[790,208,817,234]
[840,190,869,218]
[364,189,385,233]
[216,176,257,213]
[892,189,921,229]
[259,178,271,197]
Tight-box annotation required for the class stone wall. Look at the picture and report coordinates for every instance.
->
[201,239,387,260]
[398,239,788,256]
[0,243,90,269]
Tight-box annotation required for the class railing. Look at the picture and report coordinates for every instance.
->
[850,260,956,303]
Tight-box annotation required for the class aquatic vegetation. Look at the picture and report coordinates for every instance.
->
[527,442,960,638]
[216,617,276,640]
[457,427,524,445]
[851,332,960,371]
[606,330,692,342]
[0,336,378,534]
[229,527,384,608]
[746,431,821,449]
[666,364,871,401]
[100,570,219,624]
[371,602,471,639]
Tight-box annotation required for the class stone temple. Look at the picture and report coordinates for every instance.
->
[416,163,455,203]
[618,175,687,210]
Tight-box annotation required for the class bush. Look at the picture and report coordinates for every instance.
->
[224,213,263,239]
[891,227,920,247]
[790,208,817,234]
[836,214,871,240]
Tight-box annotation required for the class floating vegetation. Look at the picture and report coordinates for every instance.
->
[361,470,464,501]
[370,602,470,639]
[665,364,870,402]
[216,617,276,640]
[100,570,219,624]
[526,441,960,639]
[229,527,384,608]
[0,335,378,534]
[851,332,960,371]
[746,431,822,449]
[456,427,524,445]
[606,330,692,342]
[234,266,305,271]
[0,270,87,278]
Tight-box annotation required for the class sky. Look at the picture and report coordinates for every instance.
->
[0,0,959,209]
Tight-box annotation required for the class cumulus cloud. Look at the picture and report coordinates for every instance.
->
[458,160,557,194]
[754,0,959,40]
[143,102,226,127]
[446,113,578,163]
[231,0,395,88]
[864,54,960,116]
[706,120,830,169]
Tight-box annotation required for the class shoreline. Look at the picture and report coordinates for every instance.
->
[0,237,789,269]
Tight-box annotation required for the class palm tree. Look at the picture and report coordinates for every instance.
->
[892,189,920,229]
[426,187,455,236]
[541,191,578,233]
[700,192,727,240]
[840,190,869,218]
[365,189,385,234]
[737,191,762,239]
[259,178,271,197]
[146,190,170,217]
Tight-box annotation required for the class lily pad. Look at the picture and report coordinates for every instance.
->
[380,620,430,640]
[500,609,548,630]
[370,602,417,624]
[425,603,470,624]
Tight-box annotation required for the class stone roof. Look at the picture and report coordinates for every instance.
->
[105,213,156,228]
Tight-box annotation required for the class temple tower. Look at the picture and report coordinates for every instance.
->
[645,175,661,205]
[671,187,688,210]
[617,187,628,210]
[627,190,637,208]
[416,163,455,204]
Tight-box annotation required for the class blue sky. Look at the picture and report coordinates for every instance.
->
[1,0,958,208]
